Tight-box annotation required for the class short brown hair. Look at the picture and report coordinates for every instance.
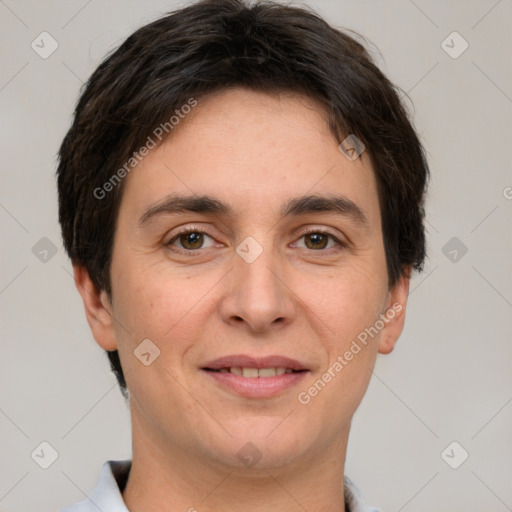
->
[57,0,429,398]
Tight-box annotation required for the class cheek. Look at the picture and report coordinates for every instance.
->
[111,259,221,354]
[110,270,205,403]
[301,259,388,344]
[300,268,384,420]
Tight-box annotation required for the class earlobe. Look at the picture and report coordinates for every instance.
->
[73,265,118,351]
[377,271,410,355]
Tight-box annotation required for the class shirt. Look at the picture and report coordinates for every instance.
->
[60,459,381,512]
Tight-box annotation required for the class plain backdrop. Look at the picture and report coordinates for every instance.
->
[1,1,511,511]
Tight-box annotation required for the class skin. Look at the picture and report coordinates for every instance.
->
[74,87,410,512]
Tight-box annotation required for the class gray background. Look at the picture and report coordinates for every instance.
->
[1,0,511,511]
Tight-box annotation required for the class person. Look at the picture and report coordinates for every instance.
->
[57,0,429,510]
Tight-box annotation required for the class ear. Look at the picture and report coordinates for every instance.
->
[377,268,411,355]
[73,265,118,351]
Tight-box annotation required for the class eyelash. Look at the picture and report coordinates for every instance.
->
[165,225,347,256]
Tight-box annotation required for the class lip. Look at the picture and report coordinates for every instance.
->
[202,354,308,371]
[202,369,309,398]
[201,354,309,399]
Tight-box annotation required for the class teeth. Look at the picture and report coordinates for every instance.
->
[258,367,277,377]
[242,367,259,378]
[225,367,290,377]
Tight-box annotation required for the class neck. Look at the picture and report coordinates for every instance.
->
[122,409,349,512]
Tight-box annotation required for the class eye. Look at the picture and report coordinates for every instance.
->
[165,226,347,255]
[166,226,217,252]
[293,229,346,251]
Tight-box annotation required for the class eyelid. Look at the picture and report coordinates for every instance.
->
[166,224,216,246]
[293,226,348,250]
[166,223,348,254]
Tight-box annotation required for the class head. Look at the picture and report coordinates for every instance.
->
[57,0,428,470]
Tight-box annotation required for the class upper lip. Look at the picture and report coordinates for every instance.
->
[203,354,309,371]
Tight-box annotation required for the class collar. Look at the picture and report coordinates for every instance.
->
[60,459,381,512]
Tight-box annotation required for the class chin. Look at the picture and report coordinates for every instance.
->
[210,419,308,469]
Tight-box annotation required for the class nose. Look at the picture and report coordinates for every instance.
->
[219,240,296,334]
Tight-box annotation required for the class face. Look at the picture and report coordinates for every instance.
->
[76,87,409,472]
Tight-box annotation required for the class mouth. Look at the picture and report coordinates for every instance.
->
[203,367,306,377]
[201,355,310,398]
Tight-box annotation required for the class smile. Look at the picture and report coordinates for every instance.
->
[207,367,303,377]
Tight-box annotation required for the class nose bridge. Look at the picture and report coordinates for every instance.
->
[223,232,294,331]
[236,232,282,298]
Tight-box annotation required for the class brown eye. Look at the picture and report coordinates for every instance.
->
[179,232,205,250]
[167,227,216,252]
[304,232,329,250]
[294,229,343,251]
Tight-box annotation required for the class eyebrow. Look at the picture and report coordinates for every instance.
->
[137,193,369,228]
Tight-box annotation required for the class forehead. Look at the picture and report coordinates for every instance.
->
[118,87,380,228]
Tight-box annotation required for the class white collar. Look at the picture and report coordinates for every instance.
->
[60,459,381,512]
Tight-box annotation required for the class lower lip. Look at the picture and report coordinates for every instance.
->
[202,369,309,398]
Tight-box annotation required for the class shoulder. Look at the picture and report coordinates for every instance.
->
[59,459,132,512]
[344,475,382,512]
